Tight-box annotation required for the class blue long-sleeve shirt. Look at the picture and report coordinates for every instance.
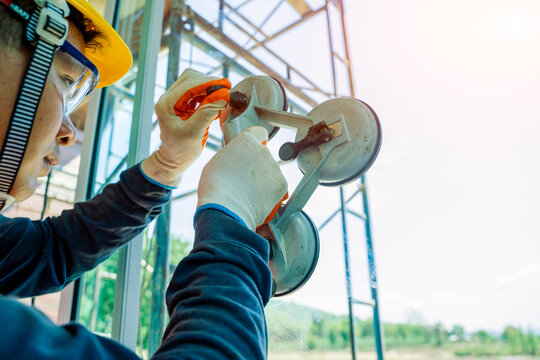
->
[0,165,271,359]
[0,166,169,297]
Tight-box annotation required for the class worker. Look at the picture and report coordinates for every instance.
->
[0,1,287,359]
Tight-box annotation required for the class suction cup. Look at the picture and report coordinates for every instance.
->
[297,98,382,187]
[230,76,287,139]
[261,210,319,297]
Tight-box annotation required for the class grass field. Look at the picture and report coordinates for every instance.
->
[269,346,540,360]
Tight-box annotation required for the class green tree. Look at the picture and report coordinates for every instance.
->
[360,318,374,338]
[451,325,465,342]
[411,324,428,344]
[307,335,317,350]
[503,326,524,354]
[339,318,350,344]
[432,323,446,347]
[79,251,119,335]
[310,314,325,337]
[396,324,408,344]
[169,233,192,269]
[328,327,337,347]
[383,324,398,346]
[138,231,192,357]
[526,330,537,355]
[474,330,493,344]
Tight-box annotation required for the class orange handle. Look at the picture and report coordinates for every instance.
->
[173,78,231,147]
[261,192,289,226]
[173,78,231,120]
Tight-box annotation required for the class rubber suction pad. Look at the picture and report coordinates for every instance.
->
[230,76,287,139]
[265,210,319,297]
[297,98,382,186]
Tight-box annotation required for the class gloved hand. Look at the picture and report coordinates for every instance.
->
[196,126,288,231]
[141,68,231,188]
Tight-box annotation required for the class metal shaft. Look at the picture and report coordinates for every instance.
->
[361,176,384,359]
[340,187,358,360]
[148,0,183,355]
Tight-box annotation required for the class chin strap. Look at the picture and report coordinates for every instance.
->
[0,193,17,212]
[0,0,69,212]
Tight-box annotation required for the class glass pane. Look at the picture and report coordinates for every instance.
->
[136,220,194,358]
[77,0,147,338]
[64,0,377,357]
[134,34,201,357]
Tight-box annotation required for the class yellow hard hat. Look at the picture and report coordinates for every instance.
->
[67,0,132,88]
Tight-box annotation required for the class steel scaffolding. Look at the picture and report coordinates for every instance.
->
[54,0,385,358]
[153,0,386,358]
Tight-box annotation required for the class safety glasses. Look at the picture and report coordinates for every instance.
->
[0,0,100,115]
[49,40,100,115]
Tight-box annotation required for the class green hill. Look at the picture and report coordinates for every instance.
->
[265,300,540,357]
[266,300,350,351]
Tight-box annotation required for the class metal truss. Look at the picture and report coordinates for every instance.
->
[53,0,385,358]
[154,0,386,358]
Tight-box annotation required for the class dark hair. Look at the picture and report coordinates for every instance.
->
[0,0,104,50]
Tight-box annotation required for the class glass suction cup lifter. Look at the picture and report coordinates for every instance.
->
[224,88,352,224]
[264,107,352,235]
[261,111,351,297]
[220,76,385,296]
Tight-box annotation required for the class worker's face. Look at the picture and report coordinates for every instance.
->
[0,23,82,202]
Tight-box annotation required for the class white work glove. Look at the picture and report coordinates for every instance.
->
[197,127,288,231]
[141,68,231,188]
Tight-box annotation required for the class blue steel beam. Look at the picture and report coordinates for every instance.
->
[361,175,384,359]
[340,187,358,360]
[148,0,183,355]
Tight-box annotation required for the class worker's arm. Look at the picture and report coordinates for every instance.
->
[0,164,170,297]
[0,208,269,360]
[153,127,287,359]
[153,209,272,360]
[0,296,141,360]
[0,69,228,298]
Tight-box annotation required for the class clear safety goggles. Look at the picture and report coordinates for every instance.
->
[48,41,100,115]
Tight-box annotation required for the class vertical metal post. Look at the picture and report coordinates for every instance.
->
[218,0,225,29]
[148,207,170,354]
[361,176,384,359]
[340,187,358,360]
[338,0,355,97]
[218,0,230,78]
[336,0,384,357]
[325,0,337,97]
[147,0,182,354]
[111,0,165,350]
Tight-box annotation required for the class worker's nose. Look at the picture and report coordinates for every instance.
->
[56,115,77,147]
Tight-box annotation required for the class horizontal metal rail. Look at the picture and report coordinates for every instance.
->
[186,31,308,113]
[223,15,327,99]
[347,209,366,221]
[318,185,366,230]
[353,298,375,307]
[244,6,325,52]
[190,10,317,107]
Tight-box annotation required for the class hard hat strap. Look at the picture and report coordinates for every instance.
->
[0,0,69,211]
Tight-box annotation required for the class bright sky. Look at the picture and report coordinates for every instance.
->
[167,0,540,334]
[340,0,540,332]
